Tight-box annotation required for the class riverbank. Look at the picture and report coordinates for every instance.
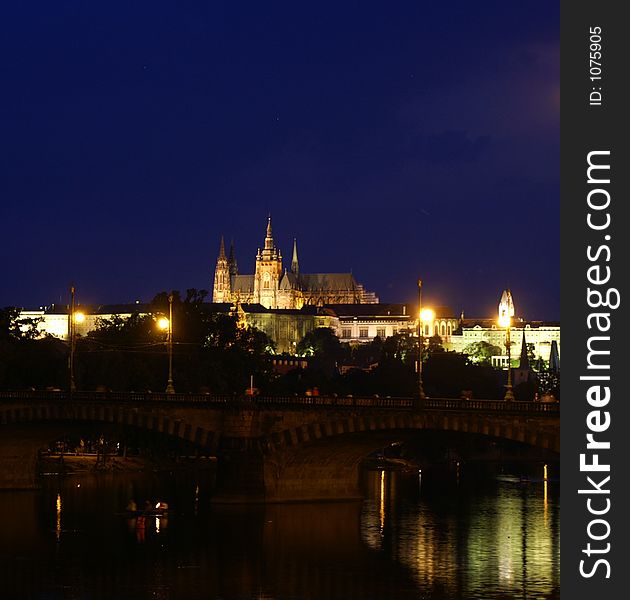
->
[39,453,217,475]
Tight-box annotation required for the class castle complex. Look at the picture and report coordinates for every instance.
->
[212,217,378,309]
[18,221,560,363]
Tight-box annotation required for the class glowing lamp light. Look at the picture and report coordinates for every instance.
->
[74,312,85,324]
[157,317,169,331]
[498,313,511,328]
[420,308,435,323]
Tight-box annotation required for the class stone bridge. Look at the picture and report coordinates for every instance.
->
[0,391,559,501]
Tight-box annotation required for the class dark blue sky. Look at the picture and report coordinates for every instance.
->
[1,1,559,319]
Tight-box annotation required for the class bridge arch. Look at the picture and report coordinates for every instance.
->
[215,408,558,503]
[0,402,219,451]
[261,411,559,456]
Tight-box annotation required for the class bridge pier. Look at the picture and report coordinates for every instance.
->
[0,454,39,490]
[213,449,267,503]
[212,447,362,504]
[0,430,41,490]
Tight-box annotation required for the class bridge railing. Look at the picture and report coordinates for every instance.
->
[0,390,559,414]
[422,397,559,414]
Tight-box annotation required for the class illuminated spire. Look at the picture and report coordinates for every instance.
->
[218,235,226,259]
[291,238,299,275]
[264,215,274,250]
[498,289,514,320]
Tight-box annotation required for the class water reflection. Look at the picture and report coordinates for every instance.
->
[0,468,559,599]
[361,467,560,599]
[55,492,62,542]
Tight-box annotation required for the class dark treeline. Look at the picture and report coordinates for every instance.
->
[1,291,533,399]
[0,291,272,394]
[275,327,505,399]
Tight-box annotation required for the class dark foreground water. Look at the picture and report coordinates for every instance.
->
[0,466,559,600]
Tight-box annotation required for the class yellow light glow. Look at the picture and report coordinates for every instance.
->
[420,308,435,322]
[380,470,386,534]
[56,493,62,542]
[498,313,511,328]
[157,317,169,330]
[74,312,85,324]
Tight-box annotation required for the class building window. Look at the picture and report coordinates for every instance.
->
[263,273,270,289]
[376,328,386,339]
[342,328,352,339]
[359,328,369,338]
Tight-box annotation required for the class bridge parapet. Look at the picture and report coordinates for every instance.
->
[0,391,559,415]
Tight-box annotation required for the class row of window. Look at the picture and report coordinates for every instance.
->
[342,327,388,339]
[341,324,457,339]
[426,322,456,336]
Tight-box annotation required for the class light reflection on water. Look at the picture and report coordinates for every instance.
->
[362,468,560,599]
[0,468,559,599]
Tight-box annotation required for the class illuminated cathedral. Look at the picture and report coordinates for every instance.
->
[212,217,378,309]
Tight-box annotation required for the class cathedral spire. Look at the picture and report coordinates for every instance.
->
[549,340,560,373]
[519,329,530,370]
[291,238,299,275]
[228,239,238,276]
[264,215,275,251]
[218,235,226,259]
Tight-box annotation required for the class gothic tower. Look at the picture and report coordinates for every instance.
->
[212,236,231,303]
[498,289,515,321]
[254,216,283,308]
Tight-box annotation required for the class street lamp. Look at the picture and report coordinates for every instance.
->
[498,289,515,401]
[157,294,175,394]
[417,279,426,400]
[68,286,85,393]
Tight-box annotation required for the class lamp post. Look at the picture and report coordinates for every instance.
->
[498,289,515,401]
[158,294,175,394]
[417,279,425,400]
[68,286,85,393]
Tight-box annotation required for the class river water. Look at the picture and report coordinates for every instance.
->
[0,466,559,599]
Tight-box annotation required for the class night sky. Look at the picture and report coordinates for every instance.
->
[1,1,559,319]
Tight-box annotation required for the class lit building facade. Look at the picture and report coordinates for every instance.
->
[19,304,150,340]
[237,304,339,353]
[446,319,561,366]
[418,306,460,344]
[328,304,416,343]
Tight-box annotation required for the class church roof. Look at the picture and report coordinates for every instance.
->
[279,271,299,290]
[431,306,457,318]
[231,274,254,293]
[299,273,358,292]
[459,319,559,329]
[325,303,414,318]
